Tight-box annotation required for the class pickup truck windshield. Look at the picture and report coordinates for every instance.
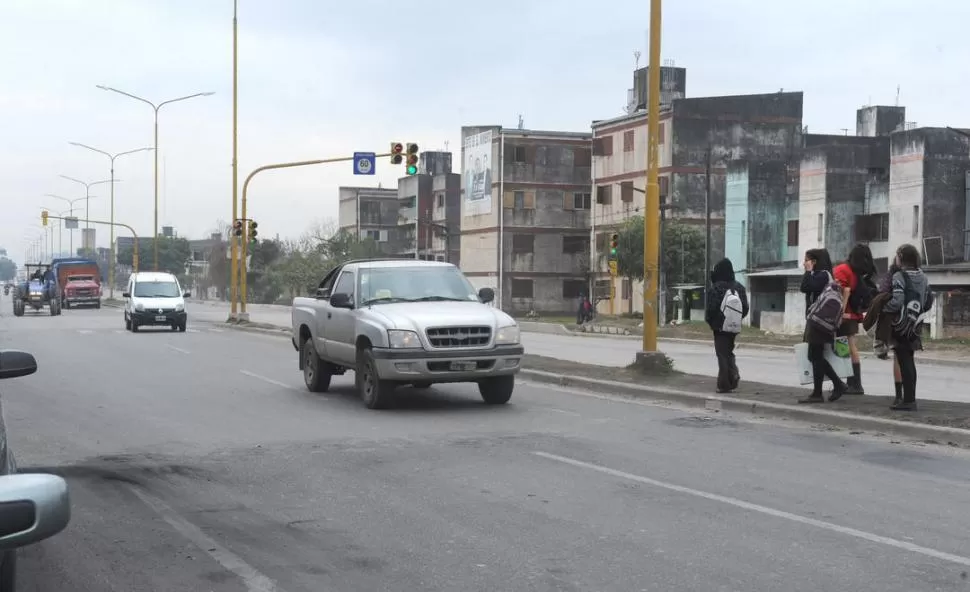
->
[133,281,181,298]
[359,266,478,305]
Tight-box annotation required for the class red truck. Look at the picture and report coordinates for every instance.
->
[53,259,102,309]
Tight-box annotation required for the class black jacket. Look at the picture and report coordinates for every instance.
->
[800,269,831,317]
[705,258,750,332]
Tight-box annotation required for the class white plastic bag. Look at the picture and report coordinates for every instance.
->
[794,339,851,386]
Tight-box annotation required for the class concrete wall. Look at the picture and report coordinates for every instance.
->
[431,173,461,265]
[798,151,827,252]
[725,162,750,284]
[920,129,970,263]
[856,106,905,138]
[888,131,926,254]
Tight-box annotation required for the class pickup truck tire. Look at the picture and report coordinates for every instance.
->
[478,376,514,405]
[357,348,393,409]
[302,339,332,393]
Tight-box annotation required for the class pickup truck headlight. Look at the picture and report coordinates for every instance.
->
[387,330,421,349]
[495,325,520,345]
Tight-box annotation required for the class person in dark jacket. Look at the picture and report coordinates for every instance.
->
[799,248,848,404]
[705,258,749,393]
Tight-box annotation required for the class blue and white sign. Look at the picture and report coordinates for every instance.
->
[353,152,376,175]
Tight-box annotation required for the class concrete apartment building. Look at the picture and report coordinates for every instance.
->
[590,64,803,314]
[337,186,400,248]
[458,125,593,313]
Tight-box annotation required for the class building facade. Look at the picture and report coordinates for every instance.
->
[458,125,593,313]
[337,186,400,248]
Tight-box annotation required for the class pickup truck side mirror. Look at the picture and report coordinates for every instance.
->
[122,292,130,298]
[315,288,330,299]
[183,291,191,298]
[329,292,354,309]
[478,287,495,304]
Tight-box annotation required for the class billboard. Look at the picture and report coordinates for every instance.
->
[464,130,493,217]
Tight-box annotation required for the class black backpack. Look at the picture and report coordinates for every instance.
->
[848,272,876,312]
[892,272,925,340]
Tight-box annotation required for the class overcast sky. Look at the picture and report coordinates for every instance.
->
[1,0,967,263]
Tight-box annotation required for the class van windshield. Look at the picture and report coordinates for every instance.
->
[133,281,181,298]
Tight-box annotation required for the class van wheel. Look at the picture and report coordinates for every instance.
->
[478,375,514,405]
[302,339,331,392]
[356,348,393,409]
[131,321,139,333]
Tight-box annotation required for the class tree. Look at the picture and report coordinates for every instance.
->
[0,257,16,282]
[117,236,191,277]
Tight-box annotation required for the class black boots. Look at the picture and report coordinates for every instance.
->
[845,363,865,395]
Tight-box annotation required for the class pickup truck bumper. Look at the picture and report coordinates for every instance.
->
[370,345,525,382]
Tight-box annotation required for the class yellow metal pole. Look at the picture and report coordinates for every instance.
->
[47,215,139,273]
[238,152,393,316]
[642,0,662,352]
[230,0,240,318]
[153,110,160,271]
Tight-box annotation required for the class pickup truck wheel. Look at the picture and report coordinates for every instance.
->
[357,348,393,409]
[478,375,514,405]
[302,339,331,393]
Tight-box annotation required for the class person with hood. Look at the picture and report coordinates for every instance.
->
[799,248,848,404]
[705,258,749,393]
[832,243,877,394]
[882,243,934,411]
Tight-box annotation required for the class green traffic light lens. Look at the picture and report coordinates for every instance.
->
[610,248,617,255]
[406,165,417,175]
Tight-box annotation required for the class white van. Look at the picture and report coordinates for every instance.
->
[123,272,189,332]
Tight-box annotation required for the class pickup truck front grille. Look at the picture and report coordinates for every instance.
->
[426,326,491,348]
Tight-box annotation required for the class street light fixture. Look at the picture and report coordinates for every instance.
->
[38,206,71,257]
[96,84,215,271]
[44,194,93,254]
[69,142,152,297]
[58,175,115,232]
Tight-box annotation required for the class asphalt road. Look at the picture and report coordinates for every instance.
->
[186,300,970,404]
[2,297,970,590]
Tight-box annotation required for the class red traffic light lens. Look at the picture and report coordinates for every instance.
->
[392,143,403,153]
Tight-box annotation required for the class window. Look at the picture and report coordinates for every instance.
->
[364,230,386,241]
[572,192,591,210]
[511,279,533,298]
[658,122,665,144]
[622,278,632,300]
[658,175,669,197]
[513,191,526,210]
[360,201,382,225]
[816,213,823,243]
[332,271,355,297]
[512,146,527,163]
[741,220,746,245]
[854,213,889,242]
[562,279,585,299]
[787,220,799,247]
[623,130,635,152]
[592,136,614,156]
[562,235,589,254]
[596,185,612,205]
[620,181,634,203]
[436,194,444,208]
[913,205,920,238]
[512,234,534,254]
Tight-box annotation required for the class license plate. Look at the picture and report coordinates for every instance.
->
[155,315,166,321]
[449,361,477,371]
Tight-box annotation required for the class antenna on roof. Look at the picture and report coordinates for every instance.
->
[634,50,641,70]
[895,84,900,107]
[443,140,449,152]
[517,114,524,130]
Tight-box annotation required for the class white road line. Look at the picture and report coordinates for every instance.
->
[533,451,970,568]
[77,329,94,335]
[208,328,224,333]
[187,328,201,333]
[547,408,583,417]
[126,486,281,592]
[165,344,191,354]
[240,370,303,391]
[113,330,127,335]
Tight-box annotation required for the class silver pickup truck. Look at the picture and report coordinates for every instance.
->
[291,259,525,409]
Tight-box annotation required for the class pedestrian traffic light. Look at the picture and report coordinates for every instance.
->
[405,143,419,175]
[609,233,619,257]
[233,219,243,237]
[248,220,258,243]
[390,142,404,165]
[41,210,48,226]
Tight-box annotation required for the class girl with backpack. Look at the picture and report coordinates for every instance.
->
[882,244,934,411]
[799,248,848,404]
[705,258,749,393]
[833,243,877,394]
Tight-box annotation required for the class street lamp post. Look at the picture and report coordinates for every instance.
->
[40,207,71,258]
[69,142,152,298]
[96,85,215,271]
[59,175,115,229]
[44,194,90,255]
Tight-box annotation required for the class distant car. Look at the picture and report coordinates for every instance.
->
[291,259,524,409]
[0,350,72,591]
[122,272,191,332]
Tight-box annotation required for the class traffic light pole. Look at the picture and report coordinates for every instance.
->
[236,151,394,319]
[641,0,662,354]
[43,214,141,272]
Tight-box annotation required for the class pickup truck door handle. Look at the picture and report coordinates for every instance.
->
[327,312,332,319]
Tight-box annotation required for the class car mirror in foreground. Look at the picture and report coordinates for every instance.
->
[478,287,495,304]
[329,292,354,309]
[122,292,130,298]
[0,351,37,380]
[0,474,71,550]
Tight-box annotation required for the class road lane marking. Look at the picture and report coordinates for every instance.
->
[126,486,281,592]
[533,451,970,568]
[78,329,94,335]
[165,344,191,354]
[187,328,201,333]
[208,328,224,333]
[240,370,304,392]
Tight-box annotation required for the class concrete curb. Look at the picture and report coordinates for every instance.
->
[519,368,970,448]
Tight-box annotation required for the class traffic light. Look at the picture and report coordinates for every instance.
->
[609,233,619,257]
[248,220,258,243]
[390,142,404,165]
[232,219,243,237]
[41,210,48,226]
[405,143,419,175]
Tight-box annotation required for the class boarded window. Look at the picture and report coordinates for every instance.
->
[512,234,534,254]
[511,279,533,298]
[563,235,589,254]
[596,185,612,205]
[562,279,585,299]
[592,136,614,156]
[514,191,526,210]
[503,190,535,209]
[620,181,634,203]
[623,130,635,152]
[787,220,799,247]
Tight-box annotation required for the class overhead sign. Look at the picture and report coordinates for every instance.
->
[353,152,376,175]
[608,260,618,277]
[64,216,79,229]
